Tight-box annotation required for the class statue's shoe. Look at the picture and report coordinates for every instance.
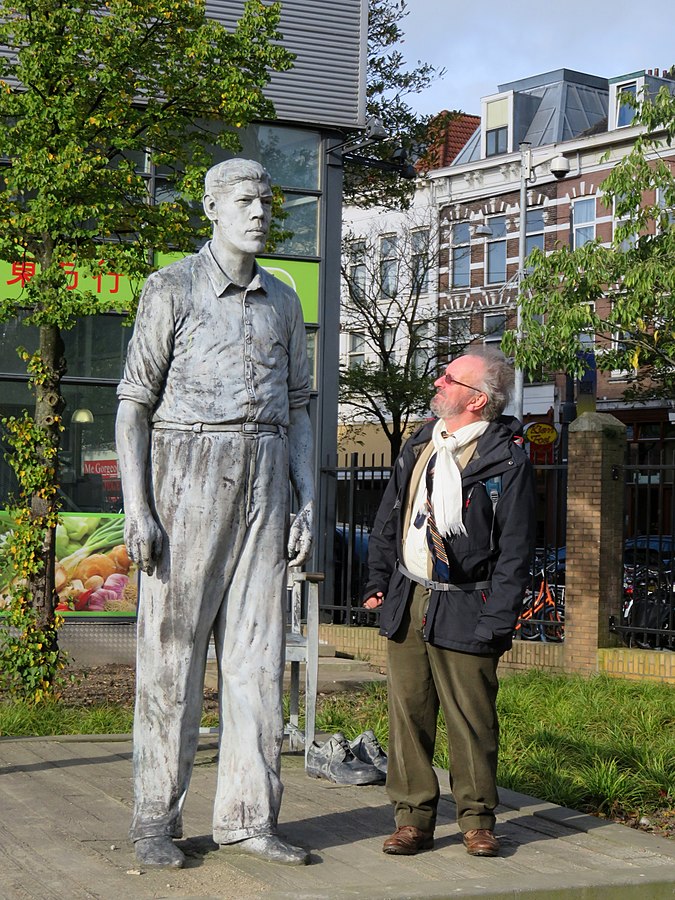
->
[223,832,310,866]
[134,835,185,868]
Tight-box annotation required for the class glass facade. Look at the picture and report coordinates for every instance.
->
[0,123,326,517]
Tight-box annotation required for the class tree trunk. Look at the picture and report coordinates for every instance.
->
[30,323,65,633]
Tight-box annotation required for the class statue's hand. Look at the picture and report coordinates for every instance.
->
[124,509,163,576]
[287,500,314,568]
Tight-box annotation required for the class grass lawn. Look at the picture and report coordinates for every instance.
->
[1,669,673,832]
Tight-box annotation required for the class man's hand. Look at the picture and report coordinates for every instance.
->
[363,592,384,610]
[124,509,163,576]
[287,500,314,567]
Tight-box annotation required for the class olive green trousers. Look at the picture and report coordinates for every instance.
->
[386,584,500,834]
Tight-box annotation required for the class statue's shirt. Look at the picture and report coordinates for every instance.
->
[117,243,311,426]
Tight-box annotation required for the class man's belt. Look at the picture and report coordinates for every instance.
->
[152,421,286,435]
[397,561,491,593]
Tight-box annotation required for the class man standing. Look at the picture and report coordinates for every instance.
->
[115,159,314,869]
[364,348,535,858]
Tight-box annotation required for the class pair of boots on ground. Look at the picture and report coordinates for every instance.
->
[306,729,388,785]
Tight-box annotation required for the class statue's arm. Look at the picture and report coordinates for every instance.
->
[287,405,314,567]
[115,399,163,575]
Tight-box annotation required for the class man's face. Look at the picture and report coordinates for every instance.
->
[203,179,273,256]
[430,357,486,420]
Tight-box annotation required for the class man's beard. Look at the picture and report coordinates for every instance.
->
[430,392,468,420]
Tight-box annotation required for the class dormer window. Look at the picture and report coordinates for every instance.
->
[485,97,509,157]
[617,82,637,127]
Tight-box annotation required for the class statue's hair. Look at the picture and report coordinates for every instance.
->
[462,346,515,420]
[203,158,272,196]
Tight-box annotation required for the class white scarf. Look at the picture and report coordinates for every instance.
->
[430,418,490,537]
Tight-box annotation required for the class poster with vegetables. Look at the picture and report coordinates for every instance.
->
[1,511,138,617]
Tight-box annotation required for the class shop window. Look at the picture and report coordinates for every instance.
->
[274,194,319,257]
[0,313,131,380]
[451,222,471,288]
[486,216,507,284]
[0,381,122,514]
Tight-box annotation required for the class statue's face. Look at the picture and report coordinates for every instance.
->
[203,179,273,256]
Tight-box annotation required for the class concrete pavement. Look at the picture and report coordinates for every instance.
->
[0,733,674,900]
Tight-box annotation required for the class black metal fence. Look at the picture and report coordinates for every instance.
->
[320,453,569,640]
[610,445,675,651]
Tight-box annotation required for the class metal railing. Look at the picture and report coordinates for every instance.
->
[610,447,675,651]
[320,453,569,639]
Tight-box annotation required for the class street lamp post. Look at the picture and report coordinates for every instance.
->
[513,142,532,423]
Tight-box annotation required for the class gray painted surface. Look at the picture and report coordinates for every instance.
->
[208,0,367,129]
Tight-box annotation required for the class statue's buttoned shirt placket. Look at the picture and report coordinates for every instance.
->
[117,242,310,427]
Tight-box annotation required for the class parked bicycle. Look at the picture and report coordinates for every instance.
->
[515,555,565,642]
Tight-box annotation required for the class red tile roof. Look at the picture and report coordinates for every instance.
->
[423,112,480,170]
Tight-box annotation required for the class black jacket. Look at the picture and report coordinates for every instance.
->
[363,416,536,655]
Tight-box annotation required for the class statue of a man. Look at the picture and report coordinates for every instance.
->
[115,159,314,869]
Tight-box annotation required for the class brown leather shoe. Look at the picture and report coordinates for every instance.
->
[463,828,499,857]
[383,825,434,855]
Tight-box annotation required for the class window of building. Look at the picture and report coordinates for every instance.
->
[485,98,509,158]
[411,228,430,294]
[451,222,471,288]
[525,208,545,257]
[572,198,596,248]
[486,215,507,284]
[657,186,675,231]
[613,195,638,251]
[616,82,637,128]
[379,234,398,298]
[347,239,366,301]
[383,326,396,365]
[447,315,471,354]
[484,312,506,345]
[412,322,433,373]
[348,331,365,368]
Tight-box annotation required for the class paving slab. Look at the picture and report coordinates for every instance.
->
[0,736,673,900]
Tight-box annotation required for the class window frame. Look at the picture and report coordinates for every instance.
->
[572,197,596,249]
[451,221,471,289]
[379,233,398,299]
[485,215,507,285]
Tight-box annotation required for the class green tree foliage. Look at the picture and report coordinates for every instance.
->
[343,0,448,209]
[0,0,293,699]
[503,85,675,398]
[340,216,467,462]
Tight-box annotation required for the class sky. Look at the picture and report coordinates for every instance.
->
[398,0,675,116]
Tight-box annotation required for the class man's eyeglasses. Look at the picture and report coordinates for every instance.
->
[443,372,485,394]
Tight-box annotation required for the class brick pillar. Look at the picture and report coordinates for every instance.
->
[564,412,625,673]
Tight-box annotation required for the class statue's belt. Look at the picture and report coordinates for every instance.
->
[152,421,286,435]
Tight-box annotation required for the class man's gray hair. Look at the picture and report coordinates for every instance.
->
[203,158,272,196]
[463,346,514,421]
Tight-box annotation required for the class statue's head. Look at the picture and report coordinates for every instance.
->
[203,158,272,197]
[203,158,274,257]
